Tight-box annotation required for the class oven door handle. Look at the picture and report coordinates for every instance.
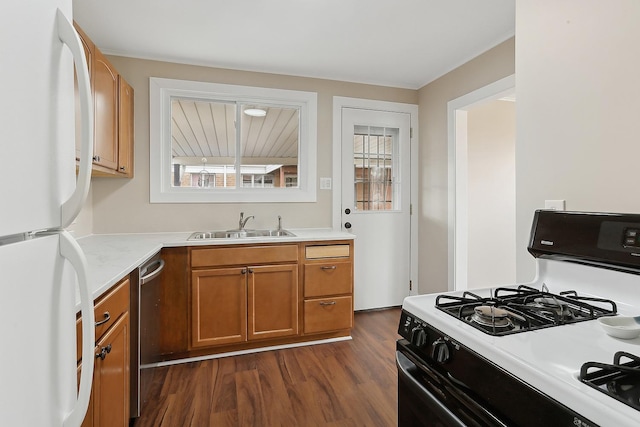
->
[396,351,467,427]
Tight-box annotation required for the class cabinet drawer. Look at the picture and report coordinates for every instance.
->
[305,244,350,259]
[304,296,353,334]
[304,262,352,297]
[77,277,130,361]
[191,245,298,268]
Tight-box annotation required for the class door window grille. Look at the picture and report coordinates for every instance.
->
[353,126,399,211]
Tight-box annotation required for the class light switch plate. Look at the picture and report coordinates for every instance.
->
[544,200,566,210]
[320,177,332,190]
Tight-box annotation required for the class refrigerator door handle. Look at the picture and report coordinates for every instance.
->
[56,9,94,229]
[59,231,95,427]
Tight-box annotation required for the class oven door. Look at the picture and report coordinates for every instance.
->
[397,346,508,427]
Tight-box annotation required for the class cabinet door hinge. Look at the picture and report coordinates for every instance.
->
[410,127,413,138]
[409,280,413,291]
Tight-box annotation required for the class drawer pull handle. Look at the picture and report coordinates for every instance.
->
[319,301,336,306]
[95,311,111,326]
[321,266,337,270]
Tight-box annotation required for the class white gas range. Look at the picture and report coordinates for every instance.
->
[397,211,640,427]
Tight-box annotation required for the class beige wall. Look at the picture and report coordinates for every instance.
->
[82,37,515,297]
[90,57,416,233]
[467,100,516,289]
[417,38,515,294]
[515,1,640,280]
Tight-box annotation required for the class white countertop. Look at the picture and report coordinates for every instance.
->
[75,228,354,311]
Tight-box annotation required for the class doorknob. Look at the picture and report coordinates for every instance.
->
[344,222,352,229]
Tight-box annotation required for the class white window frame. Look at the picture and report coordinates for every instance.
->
[149,77,317,203]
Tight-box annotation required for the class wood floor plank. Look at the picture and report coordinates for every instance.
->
[235,369,267,427]
[134,307,401,427]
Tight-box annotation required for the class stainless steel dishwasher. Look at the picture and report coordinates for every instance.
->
[131,251,165,419]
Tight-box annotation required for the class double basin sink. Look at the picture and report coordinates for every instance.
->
[188,229,295,240]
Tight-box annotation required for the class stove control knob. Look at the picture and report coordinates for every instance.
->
[431,338,451,363]
[410,327,428,348]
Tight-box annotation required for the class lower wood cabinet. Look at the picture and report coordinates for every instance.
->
[92,312,130,427]
[191,263,298,348]
[77,277,130,427]
[302,243,354,334]
[303,296,353,334]
[248,264,299,340]
[191,267,247,347]
[140,241,353,363]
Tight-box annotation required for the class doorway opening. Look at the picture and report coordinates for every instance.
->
[447,75,516,291]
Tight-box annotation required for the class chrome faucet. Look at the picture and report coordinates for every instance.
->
[238,212,254,230]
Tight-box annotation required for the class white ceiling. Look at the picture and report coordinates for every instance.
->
[73,0,515,90]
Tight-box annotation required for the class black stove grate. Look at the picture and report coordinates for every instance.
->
[580,351,640,412]
[435,285,617,336]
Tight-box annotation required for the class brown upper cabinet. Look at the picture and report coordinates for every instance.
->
[74,22,134,178]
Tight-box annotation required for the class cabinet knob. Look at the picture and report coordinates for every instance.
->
[92,155,101,162]
[96,344,112,360]
[119,166,125,171]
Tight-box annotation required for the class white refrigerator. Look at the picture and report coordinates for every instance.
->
[0,1,96,426]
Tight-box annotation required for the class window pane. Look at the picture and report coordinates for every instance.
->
[240,104,300,188]
[170,98,237,188]
[353,126,398,211]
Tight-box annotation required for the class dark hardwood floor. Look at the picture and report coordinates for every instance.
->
[134,307,401,427]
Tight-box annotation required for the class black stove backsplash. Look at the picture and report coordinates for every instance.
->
[528,210,640,273]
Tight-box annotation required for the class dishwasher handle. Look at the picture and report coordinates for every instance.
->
[140,259,165,285]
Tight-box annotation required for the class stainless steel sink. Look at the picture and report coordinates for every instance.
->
[188,229,295,240]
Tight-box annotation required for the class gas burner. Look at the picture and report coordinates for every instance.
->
[469,306,514,329]
[435,285,617,336]
[530,297,574,319]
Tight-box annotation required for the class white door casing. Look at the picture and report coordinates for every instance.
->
[333,97,418,310]
[447,74,515,291]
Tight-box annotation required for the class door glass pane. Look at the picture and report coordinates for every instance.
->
[353,125,399,211]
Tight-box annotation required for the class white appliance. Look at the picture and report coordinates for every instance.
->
[397,210,640,426]
[0,2,96,426]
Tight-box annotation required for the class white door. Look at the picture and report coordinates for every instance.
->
[341,108,412,310]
